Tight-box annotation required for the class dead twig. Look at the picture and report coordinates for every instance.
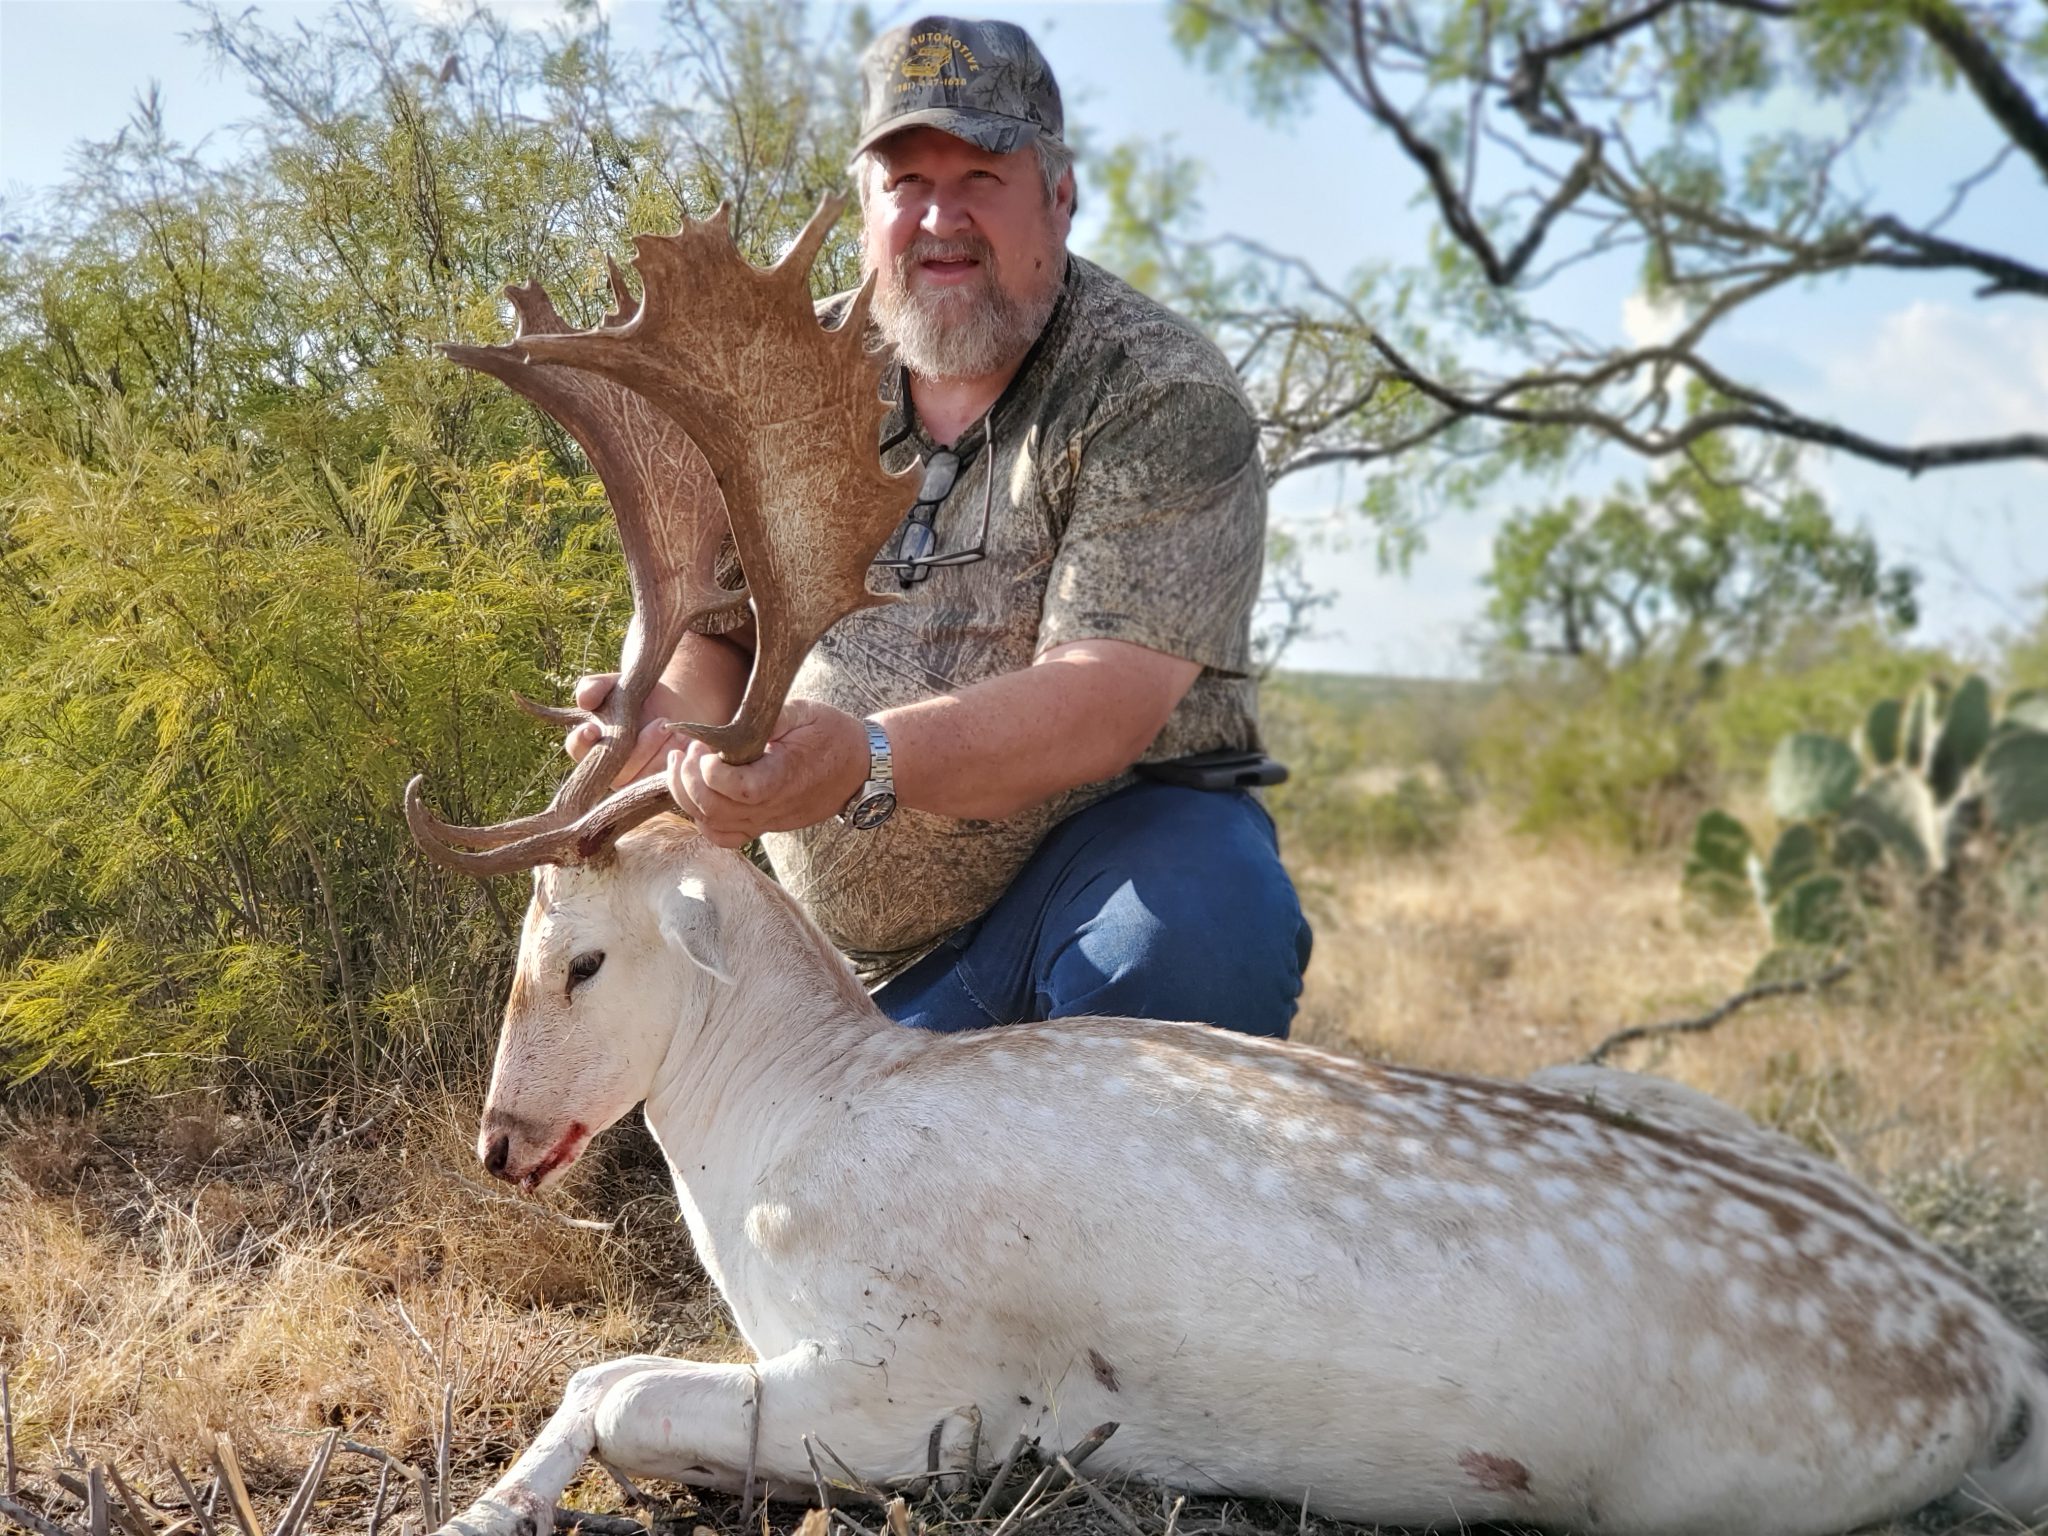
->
[970,1436,1030,1522]
[272,1428,338,1536]
[2,1368,16,1497]
[809,1440,887,1508]
[802,1437,834,1514]
[207,1441,261,1536]
[0,1493,82,1536]
[162,1459,218,1536]
[986,1424,1117,1536]
[85,1468,107,1536]
[435,1385,455,1531]
[737,1368,761,1533]
[1052,1458,1144,1536]
[337,1442,430,1528]
[365,1465,392,1536]
[99,1464,154,1536]
[550,1513,643,1536]
[1583,960,1855,1065]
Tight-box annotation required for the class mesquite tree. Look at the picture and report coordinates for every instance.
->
[1107,0,2046,528]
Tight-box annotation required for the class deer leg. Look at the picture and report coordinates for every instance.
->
[592,1340,980,1494]
[440,1343,981,1536]
[439,1354,678,1536]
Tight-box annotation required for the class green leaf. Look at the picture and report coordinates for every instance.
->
[1928,673,1992,801]
[1683,809,1756,914]
[2003,689,2048,735]
[1902,680,1944,769]
[1842,768,1941,875]
[1770,873,1853,948]
[1860,697,1903,766]
[1768,732,1861,820]
[1982,729,2048,830]
[1831,820,1886,871]
[1762,823,1821,902]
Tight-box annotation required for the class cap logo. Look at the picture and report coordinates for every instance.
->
[895,29,980,92]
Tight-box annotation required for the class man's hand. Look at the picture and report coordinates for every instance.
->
[563,674,696,787]
[664,699,870,849]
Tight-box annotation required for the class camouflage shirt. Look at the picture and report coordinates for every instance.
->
[761,254,1267,986]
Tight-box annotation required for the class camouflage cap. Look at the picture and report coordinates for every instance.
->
[855,16,1064,158]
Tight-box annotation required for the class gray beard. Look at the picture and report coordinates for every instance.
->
[869,235,1059,382]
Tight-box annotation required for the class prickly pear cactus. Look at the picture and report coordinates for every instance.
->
[1682,673,2048,975]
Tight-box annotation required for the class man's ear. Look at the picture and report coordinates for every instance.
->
[658,875,733,984]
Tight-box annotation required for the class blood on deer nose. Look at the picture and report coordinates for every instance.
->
[482,1131,512,1180]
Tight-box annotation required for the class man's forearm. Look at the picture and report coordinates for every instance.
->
[876,641,1199,822]
[661,628,753,728]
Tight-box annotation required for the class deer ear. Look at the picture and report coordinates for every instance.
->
[659,876,733,984]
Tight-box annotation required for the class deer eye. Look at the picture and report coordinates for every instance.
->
[566,951,606,992]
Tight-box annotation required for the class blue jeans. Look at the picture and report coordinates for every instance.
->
[872,782,1312,1037]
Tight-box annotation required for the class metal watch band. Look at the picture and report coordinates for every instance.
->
[861,718,894,790]
[839,718,898,829]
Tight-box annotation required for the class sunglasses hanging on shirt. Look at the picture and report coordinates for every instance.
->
[872,412,996,586]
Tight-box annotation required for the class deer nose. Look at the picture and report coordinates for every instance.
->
[482,1131,512,1181]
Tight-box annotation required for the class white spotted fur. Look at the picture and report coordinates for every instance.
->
[447,822,2048,1536]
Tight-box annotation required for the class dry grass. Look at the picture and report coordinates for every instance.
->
[0,1090,730,1529]
[1295,809,2048,1185]
[3,818,2045,1536]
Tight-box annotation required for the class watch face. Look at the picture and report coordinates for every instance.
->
[848,791,897,830]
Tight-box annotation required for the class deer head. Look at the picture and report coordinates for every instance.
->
[406,195,917,876]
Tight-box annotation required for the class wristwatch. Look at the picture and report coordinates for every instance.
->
[838,717,898,830]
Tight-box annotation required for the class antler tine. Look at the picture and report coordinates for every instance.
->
[510,194,917,768]
[406,774,680,876]
[772,193,847,291]
[513,692,588,730]
[601,258,637,329]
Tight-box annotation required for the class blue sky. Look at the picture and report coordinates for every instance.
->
[3,0,2044,676]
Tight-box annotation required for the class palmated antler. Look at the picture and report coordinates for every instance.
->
[506,195,912,763]
[408,194,916,876]
[415,267,745,866]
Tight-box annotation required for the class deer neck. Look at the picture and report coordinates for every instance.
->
[640,868,892,1183]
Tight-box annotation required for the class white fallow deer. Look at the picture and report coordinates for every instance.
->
[405,199,2048,1536]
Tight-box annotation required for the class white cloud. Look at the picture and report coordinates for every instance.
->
[1823,299,2048,447]
[1621,290,1686,348]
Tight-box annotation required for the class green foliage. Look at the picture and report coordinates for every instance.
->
[1703,624,1945,773]
[1682,809,1755,914]
[1470,654,1716,852]
[1768,733,1861,820]
[0,0,861,1087]
[1484,449,1919,667]
[1262,676,1480,863]
[1682,673,2048,974]
[1148,0,2048,542]
[1471,612,1972,854]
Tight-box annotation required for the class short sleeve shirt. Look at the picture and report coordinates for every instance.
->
[760,255,1268,986]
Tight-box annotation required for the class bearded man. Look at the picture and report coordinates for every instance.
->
[569,15,1311,1037]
